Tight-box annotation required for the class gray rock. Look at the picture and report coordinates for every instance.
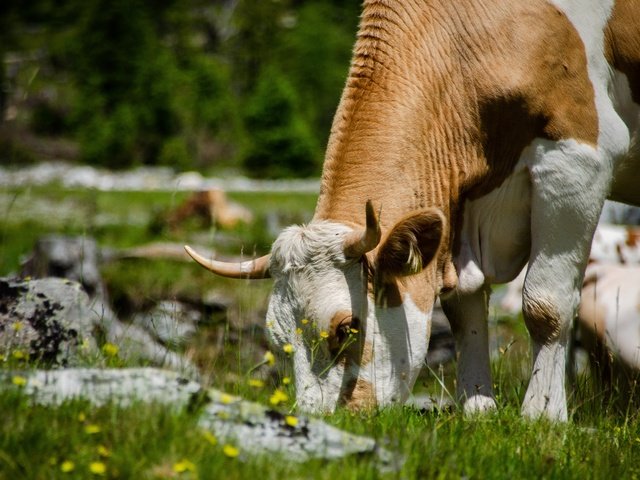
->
[21,235,105,297]
[200,388,398,468]
[4,368,398,469]
[132,301,198,347]
[0,276,199,377]
[91,299,199,379]
[103,316,199,379]
[0,277,98,365]
[1,368,199,408]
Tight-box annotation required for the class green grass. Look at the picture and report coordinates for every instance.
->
[3,383,640,479]
[3,185,640,479]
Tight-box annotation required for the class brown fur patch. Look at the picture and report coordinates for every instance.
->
[522,296,562,344]
[374,280,403,308]
[605,0,640,104]
[340,377,376,410]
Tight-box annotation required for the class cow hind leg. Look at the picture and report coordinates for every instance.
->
[521,138,619,421]
[442,285,496,415]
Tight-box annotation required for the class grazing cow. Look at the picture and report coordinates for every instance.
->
[186,0,640,420]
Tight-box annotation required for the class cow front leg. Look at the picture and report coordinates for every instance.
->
[521,140,615,421]
[442,285,496,415]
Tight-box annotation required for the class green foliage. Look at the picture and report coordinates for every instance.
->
[242,67,319,178]
[5,0,364,176]
[68,0,180,167]
[279,1,360,141]
[3,382,640,478]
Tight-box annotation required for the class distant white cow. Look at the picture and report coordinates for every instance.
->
[579,264,640,391]
[187,0,640,421]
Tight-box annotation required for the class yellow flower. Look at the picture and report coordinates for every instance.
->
[263,351,275,366]
[60,460,75,473]
[202,430,217,446]
[173,459,196,473]
[350,328,359,334]
[85,424,101,434]
[295,328,303,335]
[101,343,119,357]
[223,444,240,458]
[78,412,86,422]
[319,331,329,339]
[220,393,234,404]
[11,321,23,332]
[12,376,27,387]
[284,415,298,427]
[266,321,274,329]
[269,389,289,406]
[12,350,27,360]
[97,445,111,457]
[89,462,107,475]
[248,378,264,388]
[283,344,294,354]
[301,319,309,325]
[282,377,291,385]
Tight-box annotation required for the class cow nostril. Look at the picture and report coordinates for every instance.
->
[351,316,360,332]
[336,321,350,344]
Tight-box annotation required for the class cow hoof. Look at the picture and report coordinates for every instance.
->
[462,395,497,416]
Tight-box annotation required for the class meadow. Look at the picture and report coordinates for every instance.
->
[2,184,640,479]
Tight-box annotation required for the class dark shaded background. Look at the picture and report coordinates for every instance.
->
[0,0,362,177]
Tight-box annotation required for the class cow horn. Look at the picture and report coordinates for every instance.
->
[184,245,271,279]
[344,200,381,257]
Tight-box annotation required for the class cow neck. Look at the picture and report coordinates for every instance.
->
[315,0,604,228]
[314,0,472,232]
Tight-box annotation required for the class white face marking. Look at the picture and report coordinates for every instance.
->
[265,221,432,413]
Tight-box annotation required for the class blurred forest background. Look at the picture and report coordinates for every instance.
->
[0,0,362,178]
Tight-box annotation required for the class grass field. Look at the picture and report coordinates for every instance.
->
[2,185,640,479]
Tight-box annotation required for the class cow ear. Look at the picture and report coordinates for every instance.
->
[376,208,445,278]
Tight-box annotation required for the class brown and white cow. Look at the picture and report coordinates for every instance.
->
[186,0,640,421]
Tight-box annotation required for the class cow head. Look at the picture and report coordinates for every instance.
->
[185,201,445,413]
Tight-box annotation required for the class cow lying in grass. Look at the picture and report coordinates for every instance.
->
[187,0,640,421]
